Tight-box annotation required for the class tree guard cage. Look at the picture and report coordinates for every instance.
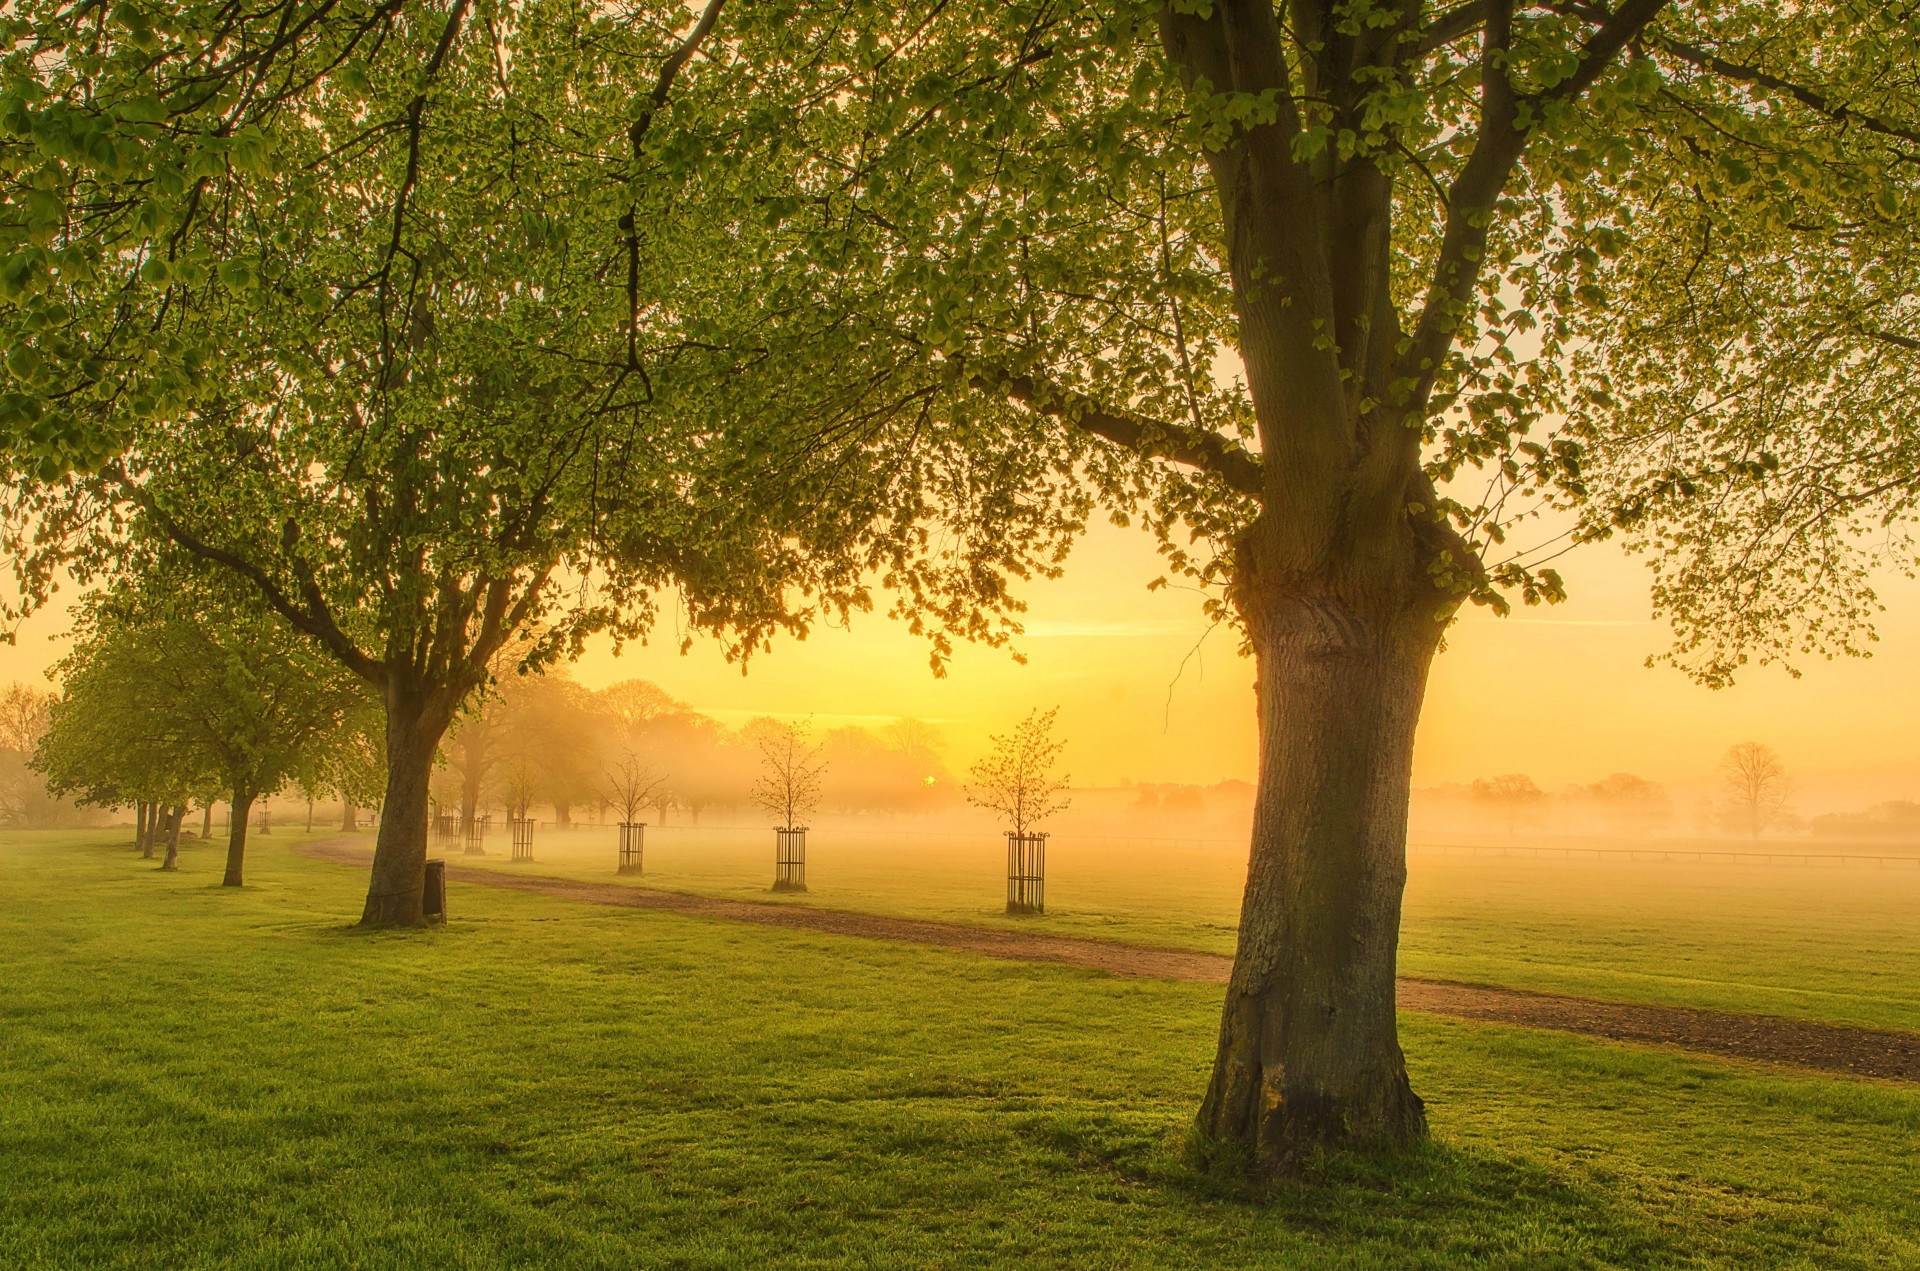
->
[618,822,645,875]
[510,817,534,863]
[773,827,807,892]
[1006,832,1047,915]
[462,817,486,857]
[432,811,456,854]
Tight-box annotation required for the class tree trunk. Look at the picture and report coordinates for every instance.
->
[224,789,254,887]
[136,800,153,857]
[305,797,315,832]
[460,758,481,835]
[1196,575,1444,1171]
[159,805,184,871]
[554,799,571,829]
[341,796,357,831]
[201,803,213,841]
[360,686,452,927]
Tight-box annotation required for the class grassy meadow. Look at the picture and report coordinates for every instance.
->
[2,828,1917,1269]
[457,821,1920,1033]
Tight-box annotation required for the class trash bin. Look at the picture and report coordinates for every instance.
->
[423,858,447,922]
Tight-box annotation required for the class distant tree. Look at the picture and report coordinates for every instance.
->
[1722,743,1792,840]
[598,680,738,822]
[1567,773,1674,836]
[967,709,1071,837]
[751,722,827,832]
[1469,774,1548,838]
[605,749,671,827]
[0,682,95,829]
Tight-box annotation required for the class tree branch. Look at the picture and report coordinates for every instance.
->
[108,467,383,683]
[967,367,1263,498]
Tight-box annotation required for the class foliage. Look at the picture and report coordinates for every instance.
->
[967,708,1071,837]
[37,569,364,833]
[749,719,826,830]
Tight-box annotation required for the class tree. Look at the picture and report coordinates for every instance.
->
[750,721,826,831]
[966,709,1071,837]
[1,0,887,925]
[35,600,219,866]
[1721,743,1792,840]
[1567,773,1674,836]
[0,682,96,829]
[696,1,1920,1168]
[1469,773,1547,838]
[604,748,670,827]
[42,570,363,885]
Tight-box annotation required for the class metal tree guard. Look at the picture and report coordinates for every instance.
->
[773,827,808,892]
[432,811,456,854]
[1006,831,1047,915]
[510,817,535,863]
[618,822,645,875]
[463,817,486,857]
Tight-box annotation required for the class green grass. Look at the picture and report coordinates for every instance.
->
[459,825,1920,1033]
[2,829,1917,1268]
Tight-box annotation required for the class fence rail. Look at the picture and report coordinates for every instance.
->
[1406,842,1920,868]
[424,817,1920,870]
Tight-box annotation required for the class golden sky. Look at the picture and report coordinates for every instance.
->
[5,518,1914,813]
[571,518,1920,813]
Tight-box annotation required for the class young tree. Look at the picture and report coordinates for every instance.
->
[966,709,1071,837]
[751,721,827,831]
[1721,743,1792,840]
[604,748,670,827]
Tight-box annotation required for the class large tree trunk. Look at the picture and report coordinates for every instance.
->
[201,803,213,840]
[224,789,254,887]
[1196,565,1446,1171]
[341,796,357,832]
[159,805,184,871]
[360,686,451,927]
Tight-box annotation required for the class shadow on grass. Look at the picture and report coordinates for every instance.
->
[1020,1111,1679,1266]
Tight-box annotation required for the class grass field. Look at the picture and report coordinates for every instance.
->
[455,822,1920,1033]
[2,829,1917,1269]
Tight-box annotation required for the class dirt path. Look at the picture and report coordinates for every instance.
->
[299,839,1920,1084]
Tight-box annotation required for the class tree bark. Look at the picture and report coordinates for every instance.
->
[159,804,184,871]
[201,803,212,840]
[360,684,452,927]
[136,800,153,857]
[1196,554,1448,1170]
[341,796,357,831]
[224,789,254,887]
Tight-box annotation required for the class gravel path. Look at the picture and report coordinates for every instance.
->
[298,839,1920,1083]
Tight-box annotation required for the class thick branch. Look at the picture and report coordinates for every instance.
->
[109,468,383,683]
[1398,0,1671,413]
[969,368,1263,498]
